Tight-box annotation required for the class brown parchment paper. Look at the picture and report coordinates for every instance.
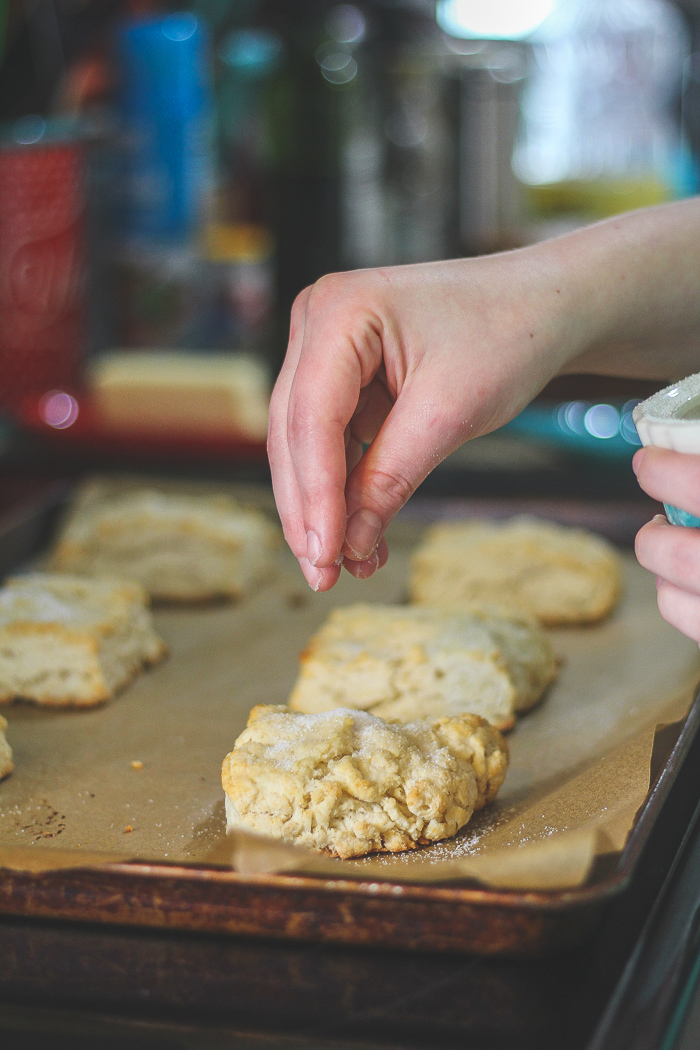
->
[0,495,698,891]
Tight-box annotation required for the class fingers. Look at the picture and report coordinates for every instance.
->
[342,379,463,561]
[349,375,393,445]
[268,286,341,592]
[655,579,700,643]
[268,287,310,559]
[298,556,342,592]
[274,269,464,587]
[636,514,700,642]
[633,447,700,516]
[342,538,389,580]
[286,275,385,568]
[635,514,700,594]
[633,448,700,638]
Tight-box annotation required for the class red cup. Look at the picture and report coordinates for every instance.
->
[0,136,87,409]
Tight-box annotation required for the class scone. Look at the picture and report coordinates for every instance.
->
[289,603,557,730]
[0,573,167,707]
[0,715,13,780]
[49,482,280,602]
[222,704,508,858]
[410,517,622,626]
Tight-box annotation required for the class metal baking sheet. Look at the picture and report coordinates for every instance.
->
[0,484,697,957]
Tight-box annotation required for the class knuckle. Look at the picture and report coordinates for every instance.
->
[291,285,312,319]
[311,271,347,300]
[363,465,415,512]
[307,272,361,320]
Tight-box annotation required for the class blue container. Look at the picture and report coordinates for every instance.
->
[116,13,214,241]
[664,505,700,527]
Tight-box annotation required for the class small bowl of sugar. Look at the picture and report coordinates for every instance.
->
[634,372,700,527]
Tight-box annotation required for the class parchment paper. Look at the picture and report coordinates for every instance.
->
[0,494,697,892]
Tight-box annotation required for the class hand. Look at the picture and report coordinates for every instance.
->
[268,252,584,590]
[634,447,700,643]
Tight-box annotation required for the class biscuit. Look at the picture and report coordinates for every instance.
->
[0,573,167,707]
[49,482,280,602]
[0,715,12,780]
[289,603,557,730]
[410,517,621,626]
[222,704,508,858]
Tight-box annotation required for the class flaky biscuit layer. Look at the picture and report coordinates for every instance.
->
[50,482,280,602]
[410,517,621,626]
[289,603,557,730]
[0,573,166,706]
[222,704,508,859]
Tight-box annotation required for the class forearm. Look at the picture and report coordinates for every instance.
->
[544,198,700,380]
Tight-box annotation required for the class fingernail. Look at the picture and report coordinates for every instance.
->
[632,450,643,475]
[306,530,323,566]
[344,509,382,560]
[354,550,380,579]
[299,557,322,591]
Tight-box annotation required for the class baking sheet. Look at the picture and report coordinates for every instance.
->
[0,500,697,892]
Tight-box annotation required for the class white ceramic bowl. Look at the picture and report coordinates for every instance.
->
[633,373,700,526]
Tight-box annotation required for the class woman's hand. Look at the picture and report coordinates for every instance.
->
[268,251,583,590]
[634,447,700,643]
[269,197,700,594]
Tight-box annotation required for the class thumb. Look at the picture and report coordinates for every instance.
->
[342,385,467,560]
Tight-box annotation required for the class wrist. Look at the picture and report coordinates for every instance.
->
[509,235,600,378]
[529,231,610,375]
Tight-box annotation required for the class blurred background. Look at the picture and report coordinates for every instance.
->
[1,0,700,503]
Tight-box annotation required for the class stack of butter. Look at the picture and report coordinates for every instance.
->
[91,351,270,441]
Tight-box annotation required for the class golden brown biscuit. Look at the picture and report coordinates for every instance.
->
[50,481,280,602]
[0,573,167,707]
[289,603,557,730]
[222,704,508,858]
[410,517,621,626]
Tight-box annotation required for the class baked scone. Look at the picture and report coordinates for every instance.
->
[0,573,167,707]
[0,715,13,780]
[49,482,280,602]
[289,603,557,730]
[222,704,508,858]
[410,517,622,626]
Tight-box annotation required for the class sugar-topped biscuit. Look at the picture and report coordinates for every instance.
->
[410,517,621,626]
[49,481,280,602]
[0,573,167,707]
[222,704,508,858]
[0,715,12,780]
[289,603,557,730]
